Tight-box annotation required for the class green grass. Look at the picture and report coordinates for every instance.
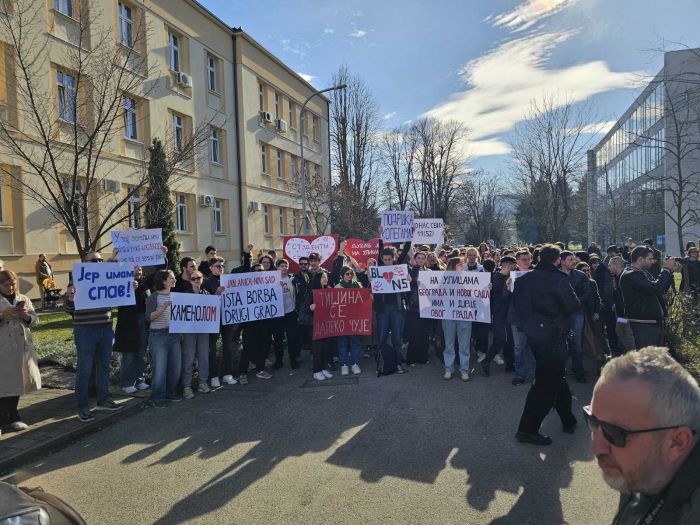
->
[32,311,78,367]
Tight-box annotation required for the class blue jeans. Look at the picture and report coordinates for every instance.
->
[119,316,148,388]
[74,324,114,410]
[568,312,585,373]
[442,319,472,373]
[337,336,361,366]
[149,330,182,403]
[512,325,535,380]
[377,304,404,367]
[181,332,209,385]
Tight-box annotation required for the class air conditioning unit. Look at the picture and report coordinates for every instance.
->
[249,201,261,212]
[177,72,193,88]
[276,119,288,133]
[199,194,215,207]
[101,179,121,193]
[259,111,273,124]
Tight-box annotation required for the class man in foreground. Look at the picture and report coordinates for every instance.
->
[587,347,700,524]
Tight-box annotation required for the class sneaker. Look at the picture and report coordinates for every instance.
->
[256,370,273,380]
[183,387,195,399]
[512,377,525,386]
[210,377,221,389]
[149,400,166,410]
[477,352,486,363]
[78,409,96,422]
[198,383,211,394]
[136,381,150,391]
[166,395,183,402]
[10,421,28,431]
[340,365,350,376]
[313,372,326,381]
[461,371,471,382]
[222,375,238,385]
[351,364,362,375]
[96,401,123,411]
[443,371,452,380]
[396,366,408,374]
[494,355,505,365]
[239,374,249,385]
[321,369,333,379]
[122,385,138,395]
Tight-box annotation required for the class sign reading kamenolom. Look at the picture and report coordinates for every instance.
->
[111,228,165,266]
[220,271,284,325]
[369,264,410,294]
[418,271,491,323]
[412,218,444,245]
[169,292,221,333]
[381,211,415,242]
[72,262,136,310]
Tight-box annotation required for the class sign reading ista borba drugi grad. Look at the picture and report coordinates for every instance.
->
[418,271,491,323]
[220,271,284,325]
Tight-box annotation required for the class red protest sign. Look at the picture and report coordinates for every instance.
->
[312,288,372,340]
[283,235,339,274]
[344,238,380,268]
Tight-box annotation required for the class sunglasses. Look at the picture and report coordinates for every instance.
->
[582,405,694,447]
[191,277,202,282]
[87,258,103,263]
[214,264,224,269]
[344,272,354,276]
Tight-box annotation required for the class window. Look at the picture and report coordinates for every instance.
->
[0,180,5,224]
[259,84,264,111]
[274,93,279,120]
[314,164,320,181]
[54,0,73,17]
[263,204,270,234]
[57,70,76,123]
[172,114,183,151]
[278,208,285,235]
[168,32,180,72]
[128,193,141,228]
[118,3,134,47]
[276,150,282,179]
[312,115,319,141]
[291,156,298,184]
[207,55,217,92]
[213,199,223,234]
[288,100,294,128]
[261,144,267,174]
[210,128,220,164]
[123,96,138,140]
[176,194,187,232]
[291,212,297,234]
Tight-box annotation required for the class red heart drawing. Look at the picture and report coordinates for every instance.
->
[383,272,394,282]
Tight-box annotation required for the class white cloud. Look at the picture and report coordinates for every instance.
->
[578,120,618,134]
[383,111,397,120]
[349,29,367,38]
[424,31,642,159]
[323,28,335,35]
[488,0,579,32]
[281,39,310,58]
[297,73,315,83]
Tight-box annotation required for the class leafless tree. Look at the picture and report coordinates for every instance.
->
[452,172,509,245]
[379,126,416,211]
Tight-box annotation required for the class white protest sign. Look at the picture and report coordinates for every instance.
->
[412,218,444,245]
[72,262,136,310]
[220,271,284,325]
[111,228,165,266]
[169,292,221,333]
[381,211,415,243]
[418,271,491,323]
[369,264,410,294]
[509,270,529,292]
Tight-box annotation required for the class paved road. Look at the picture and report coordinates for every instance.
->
[8,357,617,524]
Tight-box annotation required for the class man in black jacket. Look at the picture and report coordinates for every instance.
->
[619,246,676,349]
[560,251,591,383]
[481,256,516,376]
[643,238,663,278]
[513,244,581,446]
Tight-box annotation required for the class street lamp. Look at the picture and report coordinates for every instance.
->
[299,83,346,234]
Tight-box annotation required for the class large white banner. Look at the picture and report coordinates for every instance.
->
[412,218,444,246]
[220,271,284,325]
[169,292,221,333]
[72,263,136,310]
[369,264,410,294]
[111,228,165,266]
[381,211,415,243]
[418,271,491,323]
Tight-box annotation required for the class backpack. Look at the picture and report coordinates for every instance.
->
[0,482,86,525]
[376,341,397,376]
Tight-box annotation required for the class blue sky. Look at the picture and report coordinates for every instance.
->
[200,0,700,173]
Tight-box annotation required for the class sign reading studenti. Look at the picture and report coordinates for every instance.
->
[72,262,136,310]
[381,211,415,242]
[169,292,221,333]
[369,264,410,294]
[418,271,491,323]
[312,288,372,340]
[111,228,165,266]
[220,271,284,325]
[282,235,339,274]
[412,219,444,246]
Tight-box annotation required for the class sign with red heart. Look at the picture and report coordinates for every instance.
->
[282,235,339,274]
[344,238,380,268]
[369,264,410,294]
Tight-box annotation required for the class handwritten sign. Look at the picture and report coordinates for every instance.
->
[345,238,380,268]
[509,270,529,292]
[220,271,284,325]
[312,288,372,340]
[111,228,164,266]
[282,235,339,274]
[381,211,415,243]
[169,292,221,333]
[369,264,410,294]
[72,263,135,310]
[412,219,444,246]
[418,271,491,323]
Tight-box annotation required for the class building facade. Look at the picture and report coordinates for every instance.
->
[587,48,700,255]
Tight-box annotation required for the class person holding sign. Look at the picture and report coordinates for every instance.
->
[334,266,364,376]
[481,256,517,377]
[441,258,474,382]
[406,251,431,366]
[180,271,212,399]
[299,271,335,381]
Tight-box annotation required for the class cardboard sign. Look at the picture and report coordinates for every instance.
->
[509,270,529,292]
[312,288,372,340]
[345,238,380,268]
[369,264,410,294]
[72,262,136,310]
[418,271,491,323]
[381,211,415,242]
[111,228,165,266]
[220,271,284,325]
[282,235,339,274]
[169,292,221,334]
[412,219,444,246]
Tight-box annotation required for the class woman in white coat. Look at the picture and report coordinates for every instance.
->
[0,270,41,436]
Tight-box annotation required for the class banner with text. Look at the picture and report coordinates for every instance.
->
[111,228,165,266]
[381,211,415,243]
[418,271,491,323]
[169,292,221,333]
[344,238,380,268]
[72,262,136,310]
[312,288,373,340]
[220,271,284,325]
[369,264,410,294]
[282,235,339,274]
[412,219,444,246]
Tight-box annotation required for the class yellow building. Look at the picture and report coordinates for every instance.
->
[0,0,330,298]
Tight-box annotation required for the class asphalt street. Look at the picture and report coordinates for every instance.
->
[7,355,618,524]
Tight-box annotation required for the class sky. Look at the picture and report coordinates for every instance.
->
[199,0,700,174]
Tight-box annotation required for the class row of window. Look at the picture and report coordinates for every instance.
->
[260,142,320,184]
[259,83,320,141]
[262,204,301,236]
[174,194,224,234]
